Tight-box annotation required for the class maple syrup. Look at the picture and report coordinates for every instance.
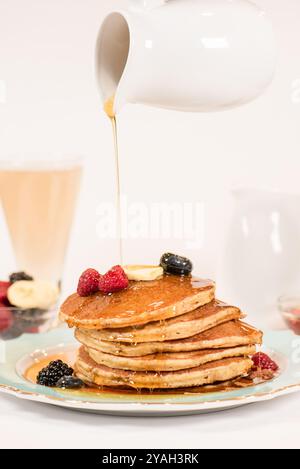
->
[104,95,123,264]
[24,351,259,398]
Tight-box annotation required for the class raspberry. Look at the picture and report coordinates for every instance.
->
[252,352,279,372]
[77,269,101,297]
[0,304,13,332]
[0,281,11,303]
[99,265,129,294]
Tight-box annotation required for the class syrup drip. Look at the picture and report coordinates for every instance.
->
[104,95,123,264]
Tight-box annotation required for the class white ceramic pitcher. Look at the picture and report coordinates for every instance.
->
[96,0,277,114]
[221,189,300,327]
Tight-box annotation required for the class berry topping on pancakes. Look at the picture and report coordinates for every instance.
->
[77,269,102,297]
[99,265,129,294]
[252,352,278,372]
[160,253,193,276]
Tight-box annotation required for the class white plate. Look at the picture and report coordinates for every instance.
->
[0,328,299,416]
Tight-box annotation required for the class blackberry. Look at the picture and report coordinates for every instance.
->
[37,360,74,387]
[9,271,33,283]
[56,376,85,389]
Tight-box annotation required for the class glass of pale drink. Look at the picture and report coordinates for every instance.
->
[0,155,83,338]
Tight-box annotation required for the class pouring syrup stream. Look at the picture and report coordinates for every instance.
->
[104,96,123,264]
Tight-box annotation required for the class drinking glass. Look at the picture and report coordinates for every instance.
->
[0,154,83,286]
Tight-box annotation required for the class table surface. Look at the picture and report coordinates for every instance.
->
[0,389,299,449]
[2,315,296,449]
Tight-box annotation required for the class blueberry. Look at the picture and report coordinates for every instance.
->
[160,253,193,276]
[9,271,33,283]
[56,376,85,389]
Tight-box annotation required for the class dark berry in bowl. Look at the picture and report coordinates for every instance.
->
[13,307,46,321]
[160,253,193,276]
[0,281,11,303]
[37,360,74,387]
[56,376,85,389]
[0,305,13,332]
[0,325,23,341]
[9,271,33,283]
[24,327,39,334]
[12,308,49,331]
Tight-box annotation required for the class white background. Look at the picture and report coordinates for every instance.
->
[0,391,300,449]
[1,0,300,294]
[0,0,300,449]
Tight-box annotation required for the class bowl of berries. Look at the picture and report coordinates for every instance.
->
[0,271,60,341]
[278,294,300,336]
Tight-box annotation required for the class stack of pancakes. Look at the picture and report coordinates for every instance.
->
[60,275,262,389]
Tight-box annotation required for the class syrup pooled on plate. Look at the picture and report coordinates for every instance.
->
[25,352,262,398]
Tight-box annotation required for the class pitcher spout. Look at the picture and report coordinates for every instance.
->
[96,12,132,114]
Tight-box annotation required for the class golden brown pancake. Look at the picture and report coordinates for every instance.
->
[76,300,242,343]
[75,347,253,389]
[86,344,256,372]
[75,320,262,357]
[60,275,215,330]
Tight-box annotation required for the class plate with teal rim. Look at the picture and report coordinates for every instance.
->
[0,328,300,416]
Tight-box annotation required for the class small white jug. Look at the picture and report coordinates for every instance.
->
[222,189,300,327]
[96,0,277,113]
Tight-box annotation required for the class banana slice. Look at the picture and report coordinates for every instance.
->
[7,280,60,309]
[123,265,164,282]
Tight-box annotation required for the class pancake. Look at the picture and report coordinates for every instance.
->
[76,300,243,343]
[60,275,215,329]
[75,320,262,357]
[73,372,254,394]
[86,344,256,372]
[75,347,253,389]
